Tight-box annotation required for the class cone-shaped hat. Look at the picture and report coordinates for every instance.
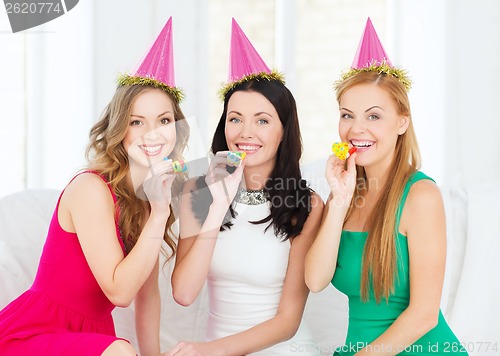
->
[117,17,184,102]
[351,17,392,69]
[336,17,411,91]
[219,18,284,100]
[229,18,271,81]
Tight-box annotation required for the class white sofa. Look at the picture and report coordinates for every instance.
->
[1,167,499,355]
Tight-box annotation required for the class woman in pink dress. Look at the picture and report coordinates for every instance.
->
[0,17,189,356]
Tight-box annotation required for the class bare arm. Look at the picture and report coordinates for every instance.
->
[305,194,347,292]
[305,153,356,292]
[171,179,228,306]
[135,259,161,356]
[172,154,245,306]
[61,167,173,307]
[355,180,447,355]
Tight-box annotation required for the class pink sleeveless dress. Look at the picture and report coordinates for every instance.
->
[0,171,128,355]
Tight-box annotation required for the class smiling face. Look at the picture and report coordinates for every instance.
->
[338,83,409,171]
[123,89,176,168]
[224,90,284,172]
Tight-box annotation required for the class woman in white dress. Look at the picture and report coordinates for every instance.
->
[169,74,324,355]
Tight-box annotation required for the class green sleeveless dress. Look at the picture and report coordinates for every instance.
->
[332,172,467,355]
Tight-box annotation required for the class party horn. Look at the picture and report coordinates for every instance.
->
[227,151,246,166]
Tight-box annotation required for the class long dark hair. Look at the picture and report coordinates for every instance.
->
[193,79,312,241]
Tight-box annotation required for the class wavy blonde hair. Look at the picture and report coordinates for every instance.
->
[85,85,189,258]
[336,71,421,302]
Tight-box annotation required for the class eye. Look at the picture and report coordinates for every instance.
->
[130,120,142,126]
[160,117,172,125]
[257,118,269,125]
[340,113,353,120]
[367,114,380,121]
[228,117,241,123]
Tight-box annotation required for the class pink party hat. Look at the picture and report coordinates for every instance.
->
[117,17,184,102]
[351,17,392,69]
[336,17,411,91]
[219,18,284,99]
[229,18,271,81]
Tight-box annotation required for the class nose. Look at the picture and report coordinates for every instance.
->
[144,125,161,141]
[350,118,366,135]
[239,121,255,139]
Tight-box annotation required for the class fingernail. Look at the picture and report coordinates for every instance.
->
[163,156,169,161]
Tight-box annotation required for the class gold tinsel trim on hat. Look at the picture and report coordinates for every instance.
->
[218,70,285,101]
[117,74,185,103]
[334,60,412,92]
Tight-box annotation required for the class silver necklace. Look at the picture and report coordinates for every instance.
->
[234,187,268,205]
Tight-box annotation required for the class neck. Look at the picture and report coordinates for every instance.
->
[363,161,392,194]
[363,147,398,192]
[242,161,275,190]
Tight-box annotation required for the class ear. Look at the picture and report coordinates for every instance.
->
[398,115,410,135]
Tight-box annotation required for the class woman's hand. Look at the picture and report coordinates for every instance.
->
[163,341,206,356]
[205,151,245,208]
[143,158,175,217]
[325,152,357,210]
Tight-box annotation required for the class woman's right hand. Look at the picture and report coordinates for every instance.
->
[325,152,357,210]
[205,151,245,208]
[143,158,175,218]
[163,341,205,356]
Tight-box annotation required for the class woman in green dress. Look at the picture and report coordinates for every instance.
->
[304,18,468,356]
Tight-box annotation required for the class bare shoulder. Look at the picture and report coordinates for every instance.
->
[182,176,203,194]
[401,179,445,236]
[309,191,325,216]
[296,191,324,239]
[59,172,115,232]
[179,176,204,210]
[406,179,444,210]
[62,172,113,206]
[178,177,204,235]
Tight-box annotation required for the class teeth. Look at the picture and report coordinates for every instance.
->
[238,145,259,151]
[351,140,373,148]
[141,145,161,153]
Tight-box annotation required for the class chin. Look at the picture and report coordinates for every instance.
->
[132,156,159,168]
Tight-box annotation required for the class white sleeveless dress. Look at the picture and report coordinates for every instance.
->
[206,193,319,355]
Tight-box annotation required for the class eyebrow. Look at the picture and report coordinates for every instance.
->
[339,106,384,113]
[227,111,272,117]
[365,106,384,112]
[130,111,172,119]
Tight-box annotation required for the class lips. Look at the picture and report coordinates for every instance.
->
[139,144,164,156]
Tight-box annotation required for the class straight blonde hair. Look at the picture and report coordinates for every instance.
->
[336,72,421,302]
[86,85,189,258]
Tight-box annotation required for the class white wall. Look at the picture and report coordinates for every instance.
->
[394,0,500,186]
[0,0,499,197]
